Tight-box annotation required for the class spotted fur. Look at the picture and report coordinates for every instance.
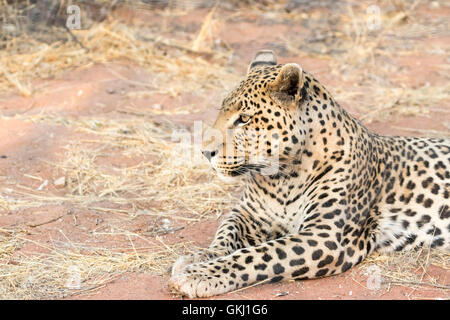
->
[169,50,450,298]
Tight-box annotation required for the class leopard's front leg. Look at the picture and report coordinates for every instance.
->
[169,228,369,298]
[171,208,269,276]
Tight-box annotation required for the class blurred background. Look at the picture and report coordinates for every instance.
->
[0,0,449,299]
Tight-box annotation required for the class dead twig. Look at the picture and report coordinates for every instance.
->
[27,213,68,228]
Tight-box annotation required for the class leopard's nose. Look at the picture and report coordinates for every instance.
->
[202,150,217,162]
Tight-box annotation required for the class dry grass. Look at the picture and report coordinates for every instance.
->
[0,113,239,299]
[1,113,238,217]
[0,2,241,299]
[0,19,237,96]
[0,227,190,299]
[360,247,450,296]
[279,0,449,123]
[336,83,450,123]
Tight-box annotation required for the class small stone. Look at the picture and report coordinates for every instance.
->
[0,155,7,159]
[161,218,172,231]
[276,291,289,297]
[106,88,115,94]
[54,176,66,188]
[430,1,440,8]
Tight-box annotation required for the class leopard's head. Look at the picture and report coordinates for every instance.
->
[202,50,308,178]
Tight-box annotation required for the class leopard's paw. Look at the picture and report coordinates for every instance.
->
[168,264,232,298]
[171,255,193,276]
[171,250,216,276]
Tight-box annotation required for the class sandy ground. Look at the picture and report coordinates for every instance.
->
[0,2,449,300]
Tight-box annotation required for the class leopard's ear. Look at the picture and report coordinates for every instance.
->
[247,50,277,74]
[269,63,304,106]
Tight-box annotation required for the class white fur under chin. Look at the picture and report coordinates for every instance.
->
[217,172,239,184]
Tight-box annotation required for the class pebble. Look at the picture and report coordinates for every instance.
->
[54,176,66,188]
[430,1,440,8]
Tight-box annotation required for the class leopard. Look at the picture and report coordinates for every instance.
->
[168,50,450,298]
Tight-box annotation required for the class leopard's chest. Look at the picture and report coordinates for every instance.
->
[243,178,310,233]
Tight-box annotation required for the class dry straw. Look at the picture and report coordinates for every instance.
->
[0,227,191,299]
[0,114,239,299]
[0,19,237,96]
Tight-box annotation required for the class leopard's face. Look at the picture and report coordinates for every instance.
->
[202,62,306,178]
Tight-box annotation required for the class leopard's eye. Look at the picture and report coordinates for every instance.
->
[240,114,251,124]
[234,114,252,127]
